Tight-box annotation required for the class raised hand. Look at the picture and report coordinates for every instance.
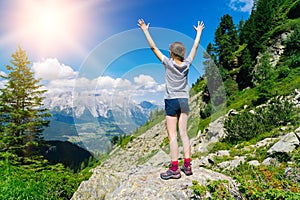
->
[193,21,205,32]
[138,18,149,31]
[188,20,204,60]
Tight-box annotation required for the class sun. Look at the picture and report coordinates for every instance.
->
[35,6,65,38]
[2,0,94,57]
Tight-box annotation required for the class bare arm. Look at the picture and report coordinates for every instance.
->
[138,19,164,62]
[188,21,205,61]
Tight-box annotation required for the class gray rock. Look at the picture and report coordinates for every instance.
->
[217,156,246,170]
[216,150,230,157]
[144,150,170,167]
[248,160,260,166]
[249,110,255,114]
[262,157,279,166]
[198,117,225,153]
[295,126,300,134]
[194,155,215,167]
[267,132,299,155]
[72,164,240,200]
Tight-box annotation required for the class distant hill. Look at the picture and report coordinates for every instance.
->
[40,140,93,171]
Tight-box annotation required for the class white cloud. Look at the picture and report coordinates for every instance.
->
[32,58,78,80]
[229,0,254,13]
[134,74,157,89]
[96,76,132,89]
[156,84,165,92]
[45,75,134,94]
[31,59,164,103]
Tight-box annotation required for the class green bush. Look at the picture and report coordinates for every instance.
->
[253,52,274,84]
[224,96,296,143]
[252,80,275,106]
[231,163,300,199]
[191,179,235,199]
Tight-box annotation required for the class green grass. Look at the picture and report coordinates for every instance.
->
[272,67,300,96]
[132,112,165,138]
[0,161,91,200]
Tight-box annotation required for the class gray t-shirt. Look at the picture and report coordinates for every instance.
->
[162,55,192,99]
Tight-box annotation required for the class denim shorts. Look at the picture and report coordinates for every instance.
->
[164,98,190,116]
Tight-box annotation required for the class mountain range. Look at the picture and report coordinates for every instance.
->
[42,91,159,154]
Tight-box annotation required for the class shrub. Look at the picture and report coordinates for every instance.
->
[253,52,275,85]
[252,80,275,106]
[232,163,300,199]
[191,179,235,199]
[287,0,300,19]
[224,96,296,143]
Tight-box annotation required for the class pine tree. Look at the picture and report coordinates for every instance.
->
[0,46,51,158]
[214,14,239,71]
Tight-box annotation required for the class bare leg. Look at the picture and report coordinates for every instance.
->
[178,113,190,159]
[166,115,178,161]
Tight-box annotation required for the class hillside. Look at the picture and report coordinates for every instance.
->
[72,90,300,199]
[71,0,300,199]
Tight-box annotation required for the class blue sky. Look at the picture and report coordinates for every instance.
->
[0,0,253,104]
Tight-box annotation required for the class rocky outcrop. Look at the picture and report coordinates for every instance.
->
[267,131,300,155]
[268,32,291,67]
[197,116,226,153]
[253,32,291,85]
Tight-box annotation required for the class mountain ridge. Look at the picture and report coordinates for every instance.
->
[42,91,159,154]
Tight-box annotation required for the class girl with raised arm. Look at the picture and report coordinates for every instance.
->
[138,19,204,180]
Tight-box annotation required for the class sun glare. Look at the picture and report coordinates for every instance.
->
[37,8,62,35]
[2,0,94,57]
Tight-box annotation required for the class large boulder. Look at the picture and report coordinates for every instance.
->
[267,131,300,155]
